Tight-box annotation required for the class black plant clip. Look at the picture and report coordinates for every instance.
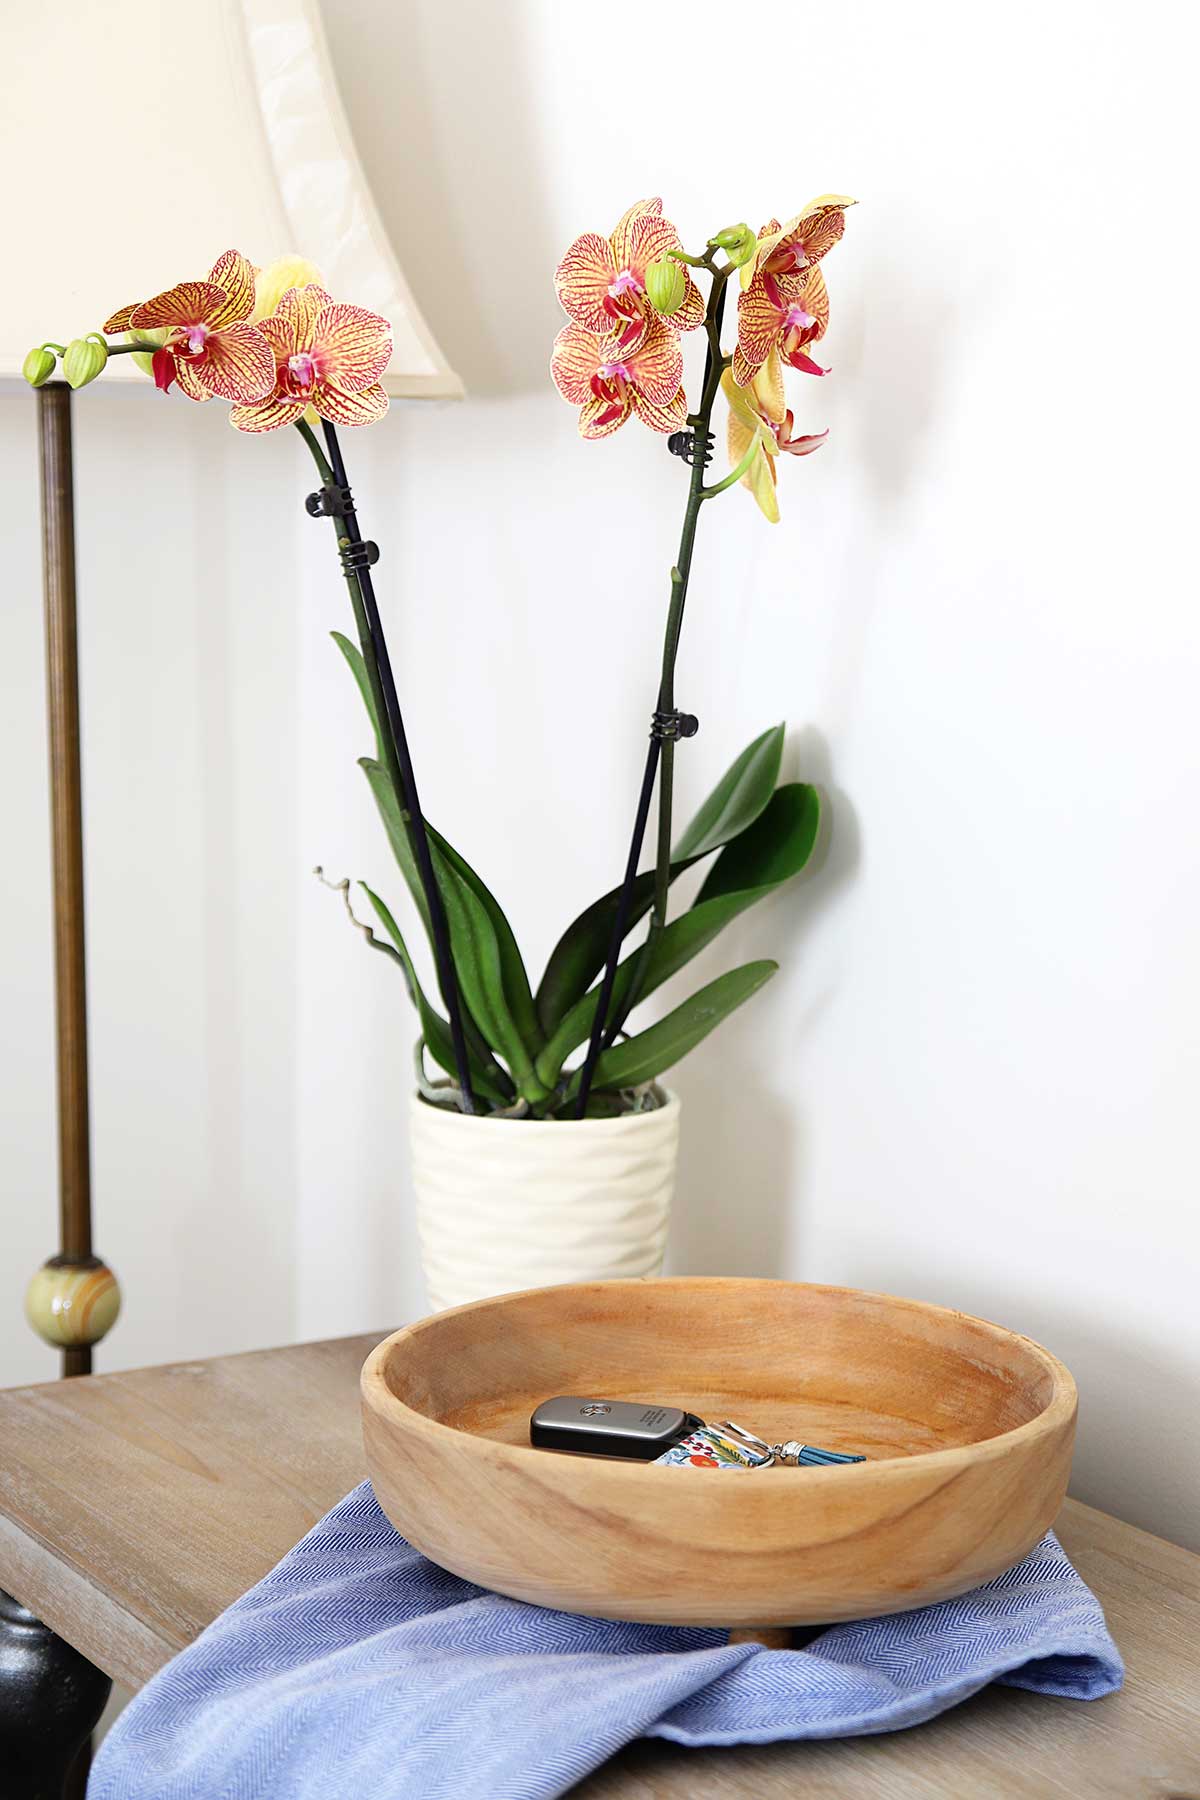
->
[304,482,355,519]
[339,539,381,576]
[666,429,715,468]
[305,485,380,573]
[651,708,699,742]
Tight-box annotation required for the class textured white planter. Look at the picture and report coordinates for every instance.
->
[409,1092,680,1312]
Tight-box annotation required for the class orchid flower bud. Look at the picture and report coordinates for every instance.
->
[22,346,57,388]
[126,327,168,378]
[62,335,108,390]
[646,256,688,317]
[711,223,756,268]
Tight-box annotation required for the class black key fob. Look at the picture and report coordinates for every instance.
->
[530,1396,705,1460]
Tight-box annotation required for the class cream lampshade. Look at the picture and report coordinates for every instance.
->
[0,0,463,396]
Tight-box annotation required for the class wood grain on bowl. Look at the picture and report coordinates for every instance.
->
[361,1279,1076,1627]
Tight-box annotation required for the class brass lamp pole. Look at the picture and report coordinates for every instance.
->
[23,383,122,1380]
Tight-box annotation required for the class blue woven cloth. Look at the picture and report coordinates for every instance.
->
[89,1481,1122,1800]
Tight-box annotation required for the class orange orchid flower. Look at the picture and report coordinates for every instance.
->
[228,284,392,433]
[723,350,828,523]
[551,315,687,439]
[104,250,274,404]
[555,199,704,353]
[732,260,831,390]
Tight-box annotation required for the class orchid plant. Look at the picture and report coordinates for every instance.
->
[550,195,854,1113]
[25,194,852,1120]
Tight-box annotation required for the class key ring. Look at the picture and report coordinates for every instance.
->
[717,1421,866,1468]
[716,1420,777,1462]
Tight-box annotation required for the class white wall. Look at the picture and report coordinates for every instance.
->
[2,0,1196,1550]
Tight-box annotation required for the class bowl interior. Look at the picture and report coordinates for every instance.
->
[381,1279,1062,1461]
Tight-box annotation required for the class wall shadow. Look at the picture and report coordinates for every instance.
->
[668,1072,796,1280]
[668,724,860,1281]
[850,255,960,509]
[783,722,861,906]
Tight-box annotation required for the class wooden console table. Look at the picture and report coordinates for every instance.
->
[0,1333,1197,1797]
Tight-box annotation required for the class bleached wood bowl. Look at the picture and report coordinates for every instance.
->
[361,1278,1076,1627]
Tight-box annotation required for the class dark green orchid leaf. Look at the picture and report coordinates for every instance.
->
[535,866,661,1041]
[361,885,513,1107]
[671,722,784,859]
[360,757,541,1095]
[429,845,543,1095]
[535,786,818,1086]
[562,961,778,1098]
[695,782,820,904]
[360,757,431,933]
[535,723,785,1037]
[356,771,511,1087]
[426,827,540,1062]
[337,632,539,1066]
[331,631,384,762]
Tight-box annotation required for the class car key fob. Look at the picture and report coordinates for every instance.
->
[530,1396,705,1460]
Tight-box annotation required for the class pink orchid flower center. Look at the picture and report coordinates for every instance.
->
[589,361,631,422]
[603,268,644,325]
[780,304,817,356]
[592,361,630,396]
[177,323,210,359]
[286,350,318,395]
[764,240,809,277]
[608,269,642,298]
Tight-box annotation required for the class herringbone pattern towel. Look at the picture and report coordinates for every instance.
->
[88,1482,1122,1799]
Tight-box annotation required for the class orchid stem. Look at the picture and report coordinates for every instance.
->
[296,417,333,483]
[294,417,477,1113]
[702,433,760,499]
[574,265,731,1114]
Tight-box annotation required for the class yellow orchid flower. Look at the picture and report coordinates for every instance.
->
[247,259,334,427]
[252,255,325,323]
[723,349,828,523]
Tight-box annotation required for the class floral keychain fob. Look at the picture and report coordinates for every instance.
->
[654,1421,775,1469]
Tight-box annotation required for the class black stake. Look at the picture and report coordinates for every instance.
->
[574,268,731,1116]
[570,738,662,1115]
[308,421,476,1112]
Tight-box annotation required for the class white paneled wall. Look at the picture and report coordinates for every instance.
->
[1,0,1196,1548]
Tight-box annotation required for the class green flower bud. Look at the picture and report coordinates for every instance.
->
[712,223,756,267]
[645,257,687,317]
[125,326,167,380]
[22,346,57,388]
[62,335,108,391]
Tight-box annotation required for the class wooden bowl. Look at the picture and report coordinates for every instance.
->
[361,1278,1076,1627]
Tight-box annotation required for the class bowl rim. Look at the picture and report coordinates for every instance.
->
[361,1276,1078,1483]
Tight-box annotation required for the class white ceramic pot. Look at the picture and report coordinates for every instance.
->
[409,1091,680,1311]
